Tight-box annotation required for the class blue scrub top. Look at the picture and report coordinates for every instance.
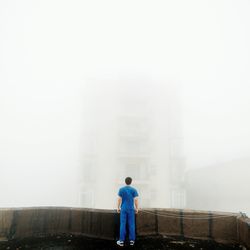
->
[118,185,139,210]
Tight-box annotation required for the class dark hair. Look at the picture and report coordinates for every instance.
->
[125,177,132,185]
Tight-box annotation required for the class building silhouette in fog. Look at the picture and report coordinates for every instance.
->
[185,158,250,216]
[79,78,186,209]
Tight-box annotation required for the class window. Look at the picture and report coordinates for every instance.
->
[171,189,186,209]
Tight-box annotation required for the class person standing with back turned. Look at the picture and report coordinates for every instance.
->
[117,177,139,247]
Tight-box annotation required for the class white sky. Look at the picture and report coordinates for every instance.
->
[0,0,250,207]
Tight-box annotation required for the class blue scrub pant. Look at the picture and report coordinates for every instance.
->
[119,209,135,241]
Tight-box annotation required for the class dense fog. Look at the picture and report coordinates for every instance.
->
[0,1,250,215]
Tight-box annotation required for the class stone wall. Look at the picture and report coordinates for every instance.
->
[0,207,249,248]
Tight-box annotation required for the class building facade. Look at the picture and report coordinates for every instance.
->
[79,78,186,209]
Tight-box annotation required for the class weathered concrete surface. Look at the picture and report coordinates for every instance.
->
[212,212,238,244]
[0,208,117,241]
[136,209,157,236]
[70,208,116,240]
[157,209,181,236]
[238,217,250,249]
[0,209,13,241]
[183,210,210,240]
[0,207,248,249]
[138,209,240,245]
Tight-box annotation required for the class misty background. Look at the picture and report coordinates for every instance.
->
[0,1,250,215]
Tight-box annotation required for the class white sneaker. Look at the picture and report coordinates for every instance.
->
[116,240,124,247]
[130,240,135,246]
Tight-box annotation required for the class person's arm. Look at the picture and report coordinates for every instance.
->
[117,196,122,213]
[134,197,139,214]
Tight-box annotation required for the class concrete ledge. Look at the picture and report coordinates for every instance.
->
[0,209,13,241]
[0,208,117,241]
[183,210,210,240]
[212,213,238,244]
[0,207,248,248]
[136,208,157,236]
[238,217,250,249]
[157,209,181,237]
